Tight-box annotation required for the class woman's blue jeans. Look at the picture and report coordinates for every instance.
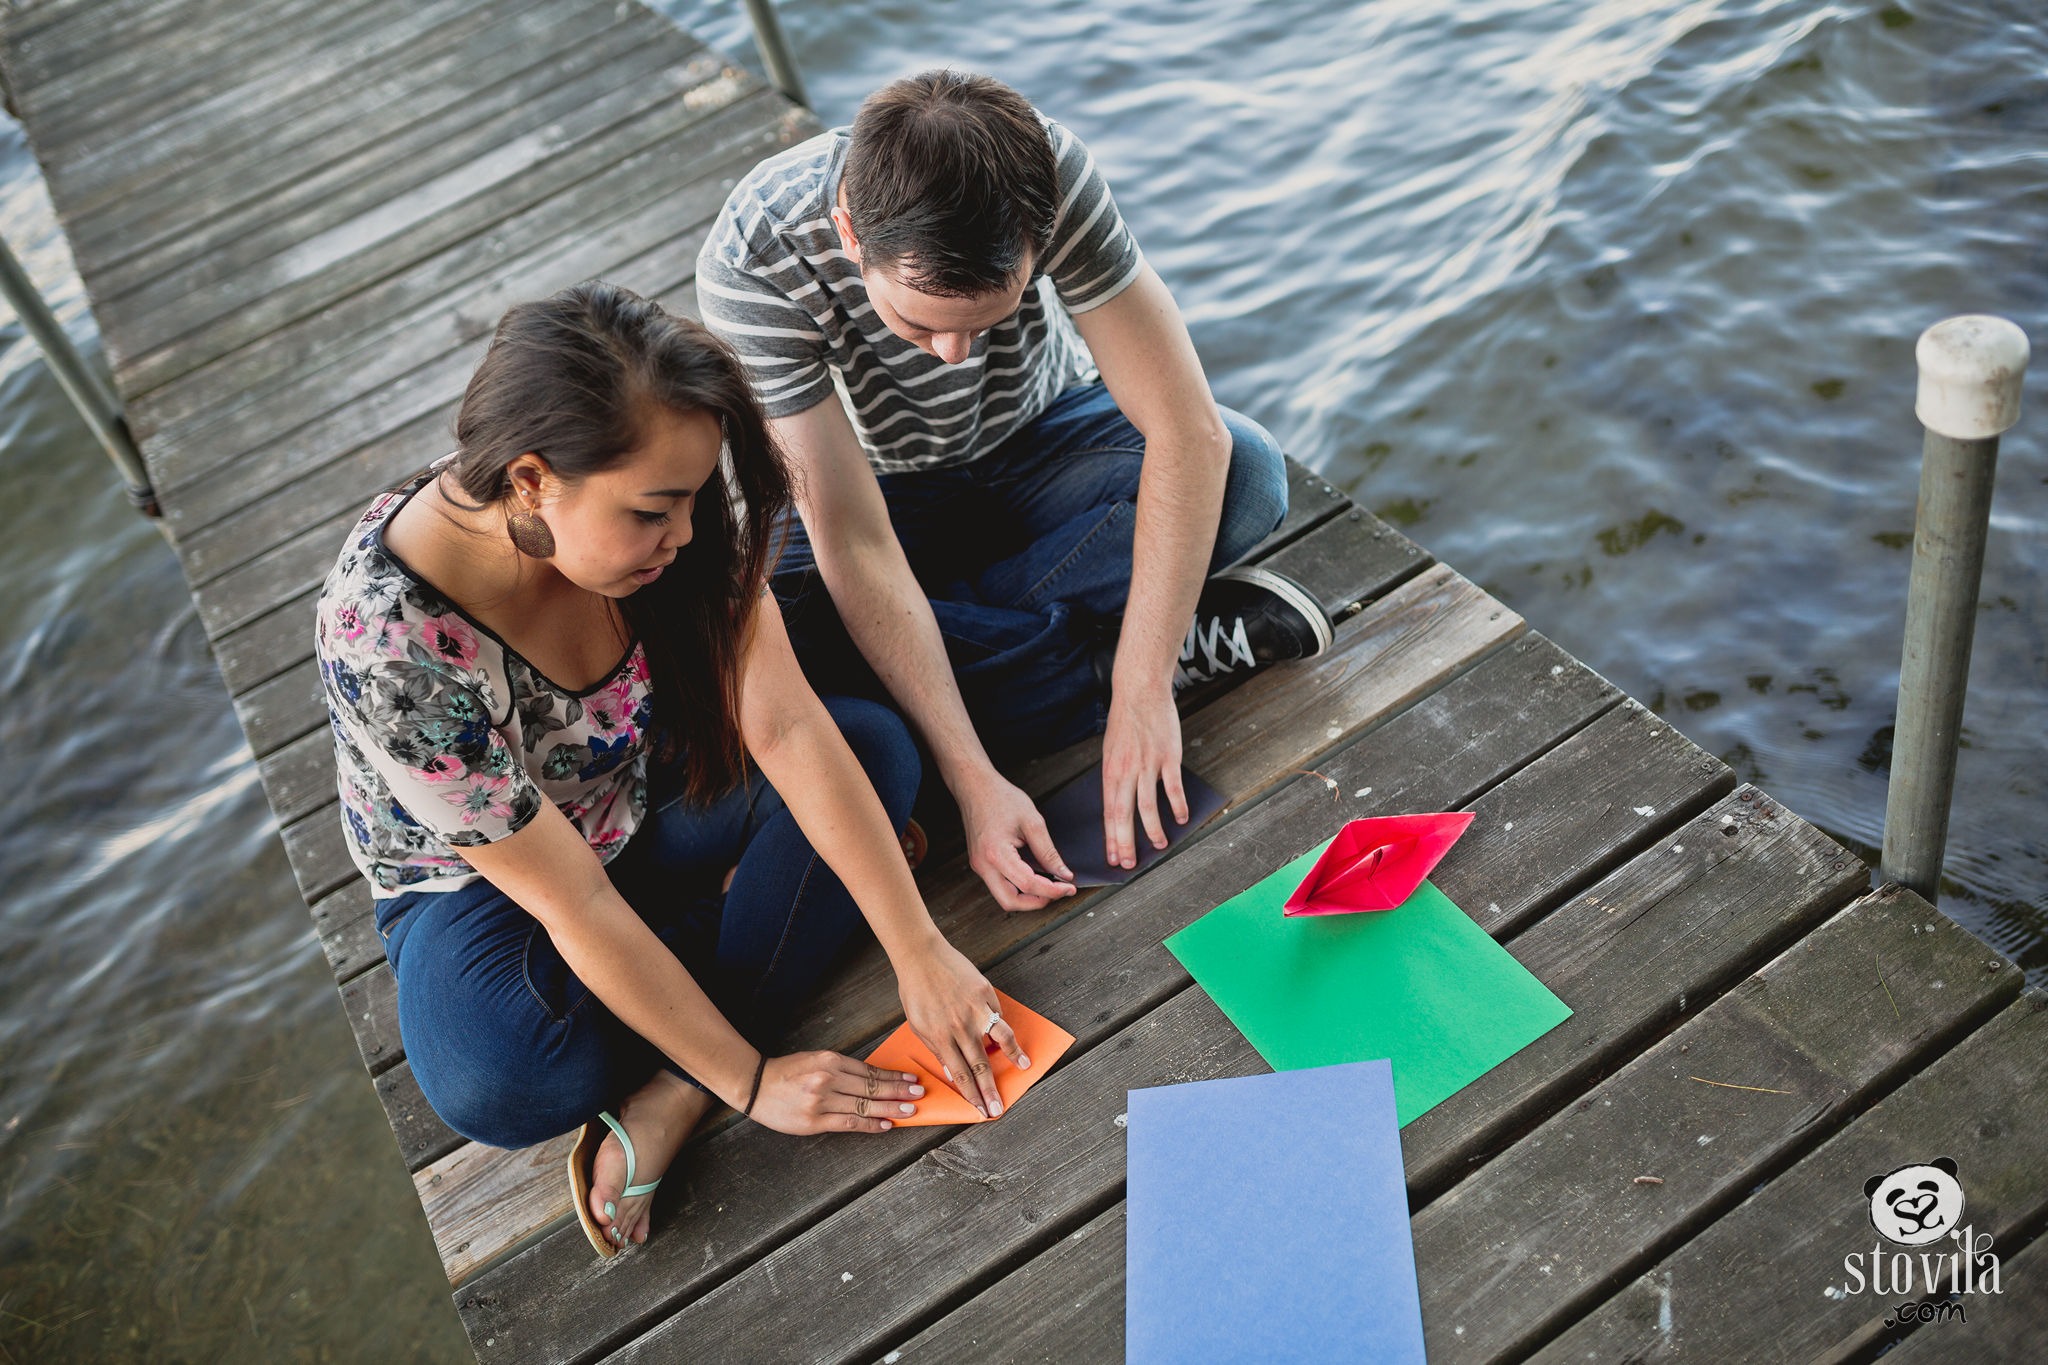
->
[771,382,1291,763]
[373,695,920,1150]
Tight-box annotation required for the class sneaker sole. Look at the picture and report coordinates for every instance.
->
[1211,565,1335,658]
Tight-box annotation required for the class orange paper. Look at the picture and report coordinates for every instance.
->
[863,989,1076,1125]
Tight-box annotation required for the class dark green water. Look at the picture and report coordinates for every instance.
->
[2,0,2042,1357]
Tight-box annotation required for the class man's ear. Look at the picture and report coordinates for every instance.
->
[830,205,863,265]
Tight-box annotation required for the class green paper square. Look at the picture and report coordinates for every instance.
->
[1164,839,1572,1126]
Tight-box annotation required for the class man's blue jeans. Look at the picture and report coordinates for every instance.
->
[771,383,1290,762]
[372,696,919,1150]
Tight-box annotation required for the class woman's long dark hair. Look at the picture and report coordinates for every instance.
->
[446,281,793,805]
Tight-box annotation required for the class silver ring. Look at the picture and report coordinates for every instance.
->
[984,1008,1002,1036]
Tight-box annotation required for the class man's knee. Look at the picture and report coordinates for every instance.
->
[820,696,922,825]
[1212,409,1290,568]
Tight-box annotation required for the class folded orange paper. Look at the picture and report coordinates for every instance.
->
[863,989,1076,1126]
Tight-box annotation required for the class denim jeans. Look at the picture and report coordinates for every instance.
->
[373,695,920,1150]
[771,382,1290,762]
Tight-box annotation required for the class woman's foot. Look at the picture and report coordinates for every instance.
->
[588,1071,716,1248]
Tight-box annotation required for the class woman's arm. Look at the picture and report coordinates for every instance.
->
[736,593,1031,1118]
[454,805,919,1134]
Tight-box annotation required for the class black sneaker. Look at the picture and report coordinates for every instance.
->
[1173,566,1333,690]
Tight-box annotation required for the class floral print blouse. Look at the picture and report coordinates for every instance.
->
[315,463,653,896]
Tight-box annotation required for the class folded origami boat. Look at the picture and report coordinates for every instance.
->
[1282,811,1476,916]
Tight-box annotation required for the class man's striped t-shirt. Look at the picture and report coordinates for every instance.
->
[694,115,1145,475]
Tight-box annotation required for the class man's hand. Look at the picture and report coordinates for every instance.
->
[956,767,1078,912]
[1101,679,1188,871]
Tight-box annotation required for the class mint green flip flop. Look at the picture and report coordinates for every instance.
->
[568,1110,661,1259]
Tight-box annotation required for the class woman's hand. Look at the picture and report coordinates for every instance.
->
[746,1052,927,1135]
[896,938,1031,1118]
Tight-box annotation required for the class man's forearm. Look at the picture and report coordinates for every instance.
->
[1110,420,1231,697]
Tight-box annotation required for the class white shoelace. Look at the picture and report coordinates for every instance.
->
[1174,613,1255,689]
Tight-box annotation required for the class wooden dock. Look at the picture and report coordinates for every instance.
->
[5,0,2042,1359]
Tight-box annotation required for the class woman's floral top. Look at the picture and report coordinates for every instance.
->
[315,463,653,896]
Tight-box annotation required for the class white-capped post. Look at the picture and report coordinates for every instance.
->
[1882,315,2029,901]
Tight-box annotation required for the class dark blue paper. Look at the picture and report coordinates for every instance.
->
[1020,763,1227,887]
[1126,1059,1427,1363]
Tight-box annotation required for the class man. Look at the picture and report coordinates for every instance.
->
[696,70,1330,913]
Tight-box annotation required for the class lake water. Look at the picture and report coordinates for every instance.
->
[1,0,2041,1357]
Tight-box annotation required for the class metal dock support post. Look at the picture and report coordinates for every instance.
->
[742,0,810,109]
[0,231,159,517]
[1880,314,2029,901]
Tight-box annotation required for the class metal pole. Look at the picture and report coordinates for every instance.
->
[1880,314,2029,901]
[0,231,159,517]
[741,0,809,109]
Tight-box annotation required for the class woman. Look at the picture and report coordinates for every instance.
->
[314,282,1028,1258]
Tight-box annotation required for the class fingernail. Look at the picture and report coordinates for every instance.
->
[902,1072,918,1082]
[880,1119,892,1129]
[990,1101,1003,1117]
[1019,1056,1031,1069]
[604,1201,616,1220]
[909,1084,925,1096]
[899,1103,915,1114]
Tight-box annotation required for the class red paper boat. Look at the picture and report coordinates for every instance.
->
[1282,812,1476,916]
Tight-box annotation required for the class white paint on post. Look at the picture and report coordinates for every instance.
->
[1915,315,2029,440]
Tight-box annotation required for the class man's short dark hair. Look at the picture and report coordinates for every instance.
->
[843,70,1058,298]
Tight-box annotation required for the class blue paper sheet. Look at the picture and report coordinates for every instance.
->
[1125,1059,1427,1363]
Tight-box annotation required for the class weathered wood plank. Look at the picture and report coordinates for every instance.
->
[380,1062,465,1172]
[152,160,753,525]
[1232,457,1350,568]
[887,1203,1128,1365]
[310,882,380,984]
[103,61,770,387]
[280,802,357,906]
[151,95,787,536]
[34,0,488,169]
[1446,698,1736,939]
[0,0,215,56]
[1399,787,1870,1202]
[122,91,804,404]
[1259,501,1427,622]
[58,0,577,231]
[416,1133,584,1289]
[230,654,324,756]
[1411,885,2019,1362]
[6,0,355,120]
[259,725,337,827]
[182,231,712,623]
[90,23,704,314]
[132,135,787,449]
[458,630,1625,1360]
[1530,947,2039,1365]
[24,0,408,146]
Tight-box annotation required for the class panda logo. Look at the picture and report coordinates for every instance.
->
[1865,1157,1965,1247]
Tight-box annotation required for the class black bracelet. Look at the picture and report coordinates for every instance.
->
[742,1051,768,1118]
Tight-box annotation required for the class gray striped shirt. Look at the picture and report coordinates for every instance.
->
[695,114,1145,475]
